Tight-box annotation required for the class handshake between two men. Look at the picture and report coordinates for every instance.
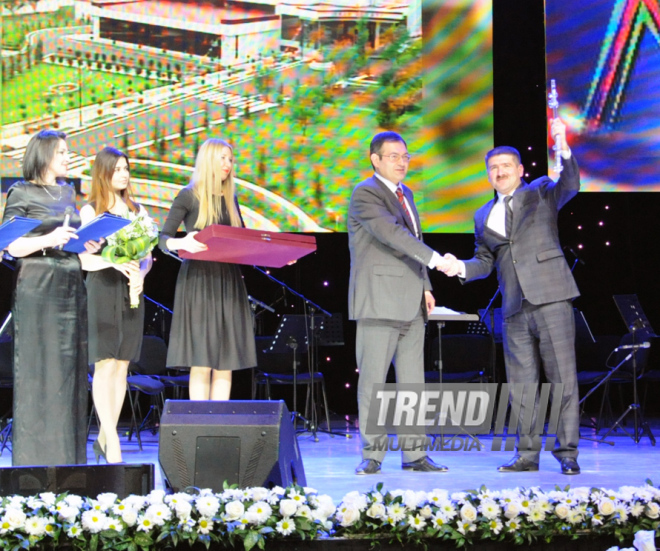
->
[432,254,462,278]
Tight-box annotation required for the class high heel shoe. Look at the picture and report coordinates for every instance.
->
[93,440,107,464]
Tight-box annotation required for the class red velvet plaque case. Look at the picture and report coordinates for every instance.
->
[178,225,317,267]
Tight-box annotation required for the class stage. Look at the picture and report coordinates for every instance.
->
[1,417,656,501]
[0,417,658,551]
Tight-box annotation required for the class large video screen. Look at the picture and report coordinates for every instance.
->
[0,0,493,232]
[546,0,660,190]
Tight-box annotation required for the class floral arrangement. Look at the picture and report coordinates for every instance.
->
[334,481,659,548]
[101,211,159,307]
[0,482,658,551]
[608,529,657,550]
[0,485,335,551]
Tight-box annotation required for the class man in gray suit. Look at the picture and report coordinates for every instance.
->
[442,119,581,474]
[348,131,448,475]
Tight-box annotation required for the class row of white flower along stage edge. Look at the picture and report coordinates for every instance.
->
[1,482,659,551]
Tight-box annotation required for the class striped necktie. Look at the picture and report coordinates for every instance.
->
[396,186,413,225]
[504,195,513,238]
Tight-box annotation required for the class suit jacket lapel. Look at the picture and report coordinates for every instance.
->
[373,177,418,237]
[478,199,496,234]
[508,181,527,236]
[402,185,420,237]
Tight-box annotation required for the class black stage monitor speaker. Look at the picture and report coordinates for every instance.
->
[159,400,306,492]
[0,464,154,498]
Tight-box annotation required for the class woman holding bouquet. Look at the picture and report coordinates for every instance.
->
[80,146,153,464]
[2,129,102,466]
[159,138,256,400]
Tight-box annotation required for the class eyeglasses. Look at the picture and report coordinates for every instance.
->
[379,153,412,163]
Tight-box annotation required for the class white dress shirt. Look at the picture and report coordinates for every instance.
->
[373,172,440,269]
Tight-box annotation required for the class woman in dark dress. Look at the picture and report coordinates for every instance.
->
[159,138,256,400]
[2,129,101,466]
[80,147,152,464]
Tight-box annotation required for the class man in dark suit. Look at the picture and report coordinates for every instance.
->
[442,119,581,475]
[348,131,448,475]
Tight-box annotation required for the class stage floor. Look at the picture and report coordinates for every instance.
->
[1,418,658,500]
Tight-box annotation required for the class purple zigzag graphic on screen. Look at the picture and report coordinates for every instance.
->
[582,0,660,130]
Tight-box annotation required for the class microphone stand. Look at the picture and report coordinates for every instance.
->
[144,295,172,342]
[599,329,655,445]
[479,288,499,384]
[578,349,635,445]
[252,266,351,441]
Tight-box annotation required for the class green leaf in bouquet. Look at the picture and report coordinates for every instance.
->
[102,244,132,264]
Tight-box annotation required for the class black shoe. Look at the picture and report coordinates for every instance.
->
[402,456,448,472]
[497,456,539,472]
[356,459,381,475]
[560,458,580,475]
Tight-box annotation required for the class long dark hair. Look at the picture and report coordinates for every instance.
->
[22,129,67,184]
[89,146,139,215]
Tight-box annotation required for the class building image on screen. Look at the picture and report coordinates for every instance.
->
[1,0,493,232]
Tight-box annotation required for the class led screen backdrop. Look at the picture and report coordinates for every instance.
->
[0,0,493,232]
[546,0,660,191]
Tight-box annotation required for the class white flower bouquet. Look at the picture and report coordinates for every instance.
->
[0,485,334,551]
[101,211,158,308]
[333,482,660,548]
[0,482,658,550]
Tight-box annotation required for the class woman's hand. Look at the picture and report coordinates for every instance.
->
[114,259,140,278]
[82,239,103,255]
[126,260,144,307]
[128,268,144,296]
[178,232,208,253]
[48,226,77,249]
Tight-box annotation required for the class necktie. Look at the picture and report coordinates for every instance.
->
[395,186,413,225]
[504,195,513,238]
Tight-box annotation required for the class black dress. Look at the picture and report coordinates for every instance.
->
[2,182,88,466]
[86,256,144,363]
[86,204,144,363]
[159,186,257,371]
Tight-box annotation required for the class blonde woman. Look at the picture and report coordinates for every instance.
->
[80,147,152,463]
[159,138,257,400]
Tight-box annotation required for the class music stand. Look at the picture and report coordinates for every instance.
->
[599,295,656,444]
[613,294,655,337]
[264,315,313,430]
[273,313,349,440]
[306,312,348,439]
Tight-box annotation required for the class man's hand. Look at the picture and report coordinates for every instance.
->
[550,118,569,155]
[439,253,462,277]
[424,291,435,313]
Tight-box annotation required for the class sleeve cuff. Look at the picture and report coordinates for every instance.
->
[428,251,441,269]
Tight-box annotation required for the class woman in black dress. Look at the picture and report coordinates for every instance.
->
[159,138,256,400]
[2,129,101,466]
[80,147,152,464]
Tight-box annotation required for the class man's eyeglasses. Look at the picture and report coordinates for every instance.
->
[379,153,412,163]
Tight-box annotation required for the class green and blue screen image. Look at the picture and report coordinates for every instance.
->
[1,0,494,232]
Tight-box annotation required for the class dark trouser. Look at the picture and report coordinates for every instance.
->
[356,313,426,463]
[502,299,579,463]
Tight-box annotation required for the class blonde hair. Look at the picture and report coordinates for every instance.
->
[89,147,139,215]
[191,138,241,229]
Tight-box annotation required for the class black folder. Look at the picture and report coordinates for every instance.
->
[0,216,42,251]
[62,213,131,254]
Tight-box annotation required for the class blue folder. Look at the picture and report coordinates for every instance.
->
[63,213,131,254]
[0,216,42,251]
